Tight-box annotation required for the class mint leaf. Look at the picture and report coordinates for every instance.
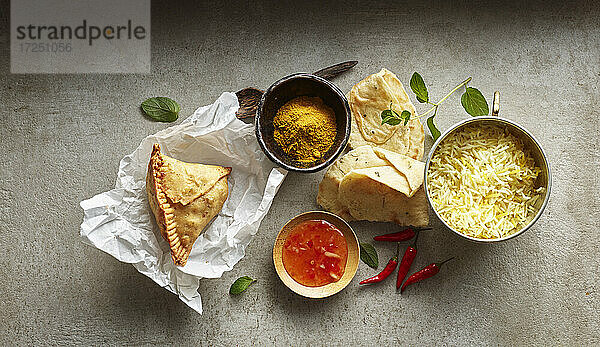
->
[229,276,256,295]
[461,87,489,117]
[359,242,379,269]
[410,72,428,103]
[141,97,180,122]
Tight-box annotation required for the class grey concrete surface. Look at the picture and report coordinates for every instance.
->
[1,0,599,345]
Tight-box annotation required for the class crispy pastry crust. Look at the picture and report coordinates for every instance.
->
[147,144,186,265]
[146,144,230,266]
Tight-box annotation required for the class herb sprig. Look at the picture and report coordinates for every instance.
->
[381,73,489,140]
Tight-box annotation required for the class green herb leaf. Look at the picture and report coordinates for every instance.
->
[427,106,441,141]
[141,97,181,122]
[381,109,400,125]
[382,116,402,126]
[381,109,393,118]
[461,87,489,117]
[380,109,394,122]
[359,242,379,269]
[410,72,429,103]
[229,276,256,295]
[401,110,411,125]
[381,108,412,126]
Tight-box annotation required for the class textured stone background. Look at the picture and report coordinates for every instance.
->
[0,0,598,345]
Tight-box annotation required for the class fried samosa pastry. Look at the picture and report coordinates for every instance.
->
[146,144,231,266]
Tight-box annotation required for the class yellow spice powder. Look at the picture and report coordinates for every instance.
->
[273,96,337,164]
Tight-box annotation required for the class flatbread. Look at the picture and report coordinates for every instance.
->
[338,171,429,227]
[372,147,424,195]
[348,68,425,160]
[317,145,428,226]
[349,166,412,197]
[317,146,387,219]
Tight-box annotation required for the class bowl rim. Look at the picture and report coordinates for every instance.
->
[255,72,351,173]
[272,210,360,298]
[423,116,552,243]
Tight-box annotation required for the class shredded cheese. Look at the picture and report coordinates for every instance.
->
[427,125,544,239]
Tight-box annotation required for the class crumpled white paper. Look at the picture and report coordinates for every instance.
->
[80,92,287,314]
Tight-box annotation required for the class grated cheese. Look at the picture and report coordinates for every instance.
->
[427,125,544,239]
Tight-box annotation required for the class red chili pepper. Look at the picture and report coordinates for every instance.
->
[400,257,455,293]
[373,227,431,242]
[359,253,398,285]
[396,232,419,290]
[373,228,414,242]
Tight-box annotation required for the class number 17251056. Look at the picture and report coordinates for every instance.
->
[20,42,72,53]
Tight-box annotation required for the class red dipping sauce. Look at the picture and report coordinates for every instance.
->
[282,219,348,287]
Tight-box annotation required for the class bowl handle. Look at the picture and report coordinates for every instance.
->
[492,91,500,117]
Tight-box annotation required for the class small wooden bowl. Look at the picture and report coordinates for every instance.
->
[273,211,359,298]
[255,73,351,173]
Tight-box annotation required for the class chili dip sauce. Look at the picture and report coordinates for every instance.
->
[282,219,348,287]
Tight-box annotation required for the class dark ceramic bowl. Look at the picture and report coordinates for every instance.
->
[255,73,351,173]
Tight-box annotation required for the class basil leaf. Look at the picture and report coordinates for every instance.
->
[359,242,378,269]
[401,110,411,125]
[461,87,489,117]
[141,97,180,122]
[410,72,429,103]
[229,276,256,295]
[427,114,441,141]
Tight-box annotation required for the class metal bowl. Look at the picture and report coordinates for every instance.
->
[255,73,351,173]
[273,211,360,298]
[424,93,551,242]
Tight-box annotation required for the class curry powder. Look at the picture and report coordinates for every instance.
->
[273,96,337,164]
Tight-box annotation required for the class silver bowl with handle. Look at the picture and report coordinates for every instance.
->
[423,92,551,242]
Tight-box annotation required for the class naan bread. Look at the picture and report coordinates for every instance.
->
[146,144,231,266]
[317,145,428,226]
[371,147,424,195]
[338,172,429,226]
[349,166,413,197]
[317,146,387,219]
[348,68,425,160]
